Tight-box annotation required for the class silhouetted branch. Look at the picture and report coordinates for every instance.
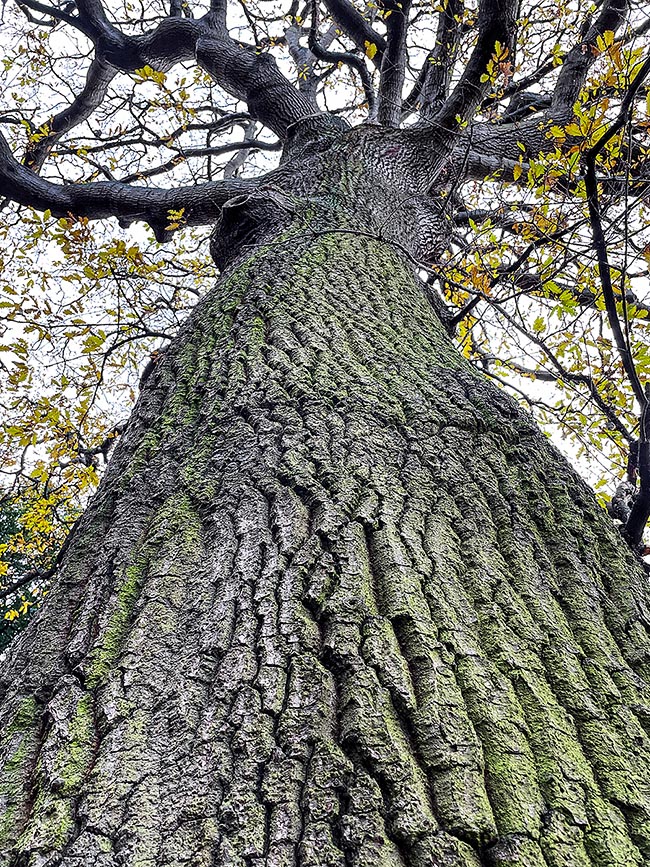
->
[25,59,117,172]
[0,130,259,239]
[321,0,386,67]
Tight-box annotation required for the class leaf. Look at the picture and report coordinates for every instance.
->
[82,333,105,353]
[364,41,377,60]
[166,207,186,231]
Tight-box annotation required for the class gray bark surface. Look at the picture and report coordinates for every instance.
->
[1,171,650,866]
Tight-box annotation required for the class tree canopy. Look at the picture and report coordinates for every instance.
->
[0,0,649,638]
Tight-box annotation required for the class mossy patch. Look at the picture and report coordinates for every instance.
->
[86,560,144,688]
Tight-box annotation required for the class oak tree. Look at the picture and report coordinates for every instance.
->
[1,0,650,864]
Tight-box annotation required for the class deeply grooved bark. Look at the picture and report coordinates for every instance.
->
[1,212,650,867]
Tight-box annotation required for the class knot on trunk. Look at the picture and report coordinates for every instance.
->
[210,188,297,269]
[409,195,448,262]
[380,193,448,263]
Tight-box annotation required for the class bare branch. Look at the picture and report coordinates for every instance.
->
[403,0,463,121]
[58,114,251,156]
[117,138,281,183]
[17,0,89,33]
[308,3,376,120]
[223,122,265,178]
[286,21,338,105]
[40,2,329,140]
[25,59,117,172]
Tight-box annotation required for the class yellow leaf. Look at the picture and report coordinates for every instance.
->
[596,30,615,51]
[513,163,522,181]
[166,207,186,231]
[364,41,377,60]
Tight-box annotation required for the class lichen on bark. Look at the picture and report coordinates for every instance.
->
[1,204,650,867]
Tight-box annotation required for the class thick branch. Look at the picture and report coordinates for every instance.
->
[0,130,258,239]
[446,0,631,180]
[432,0,517,130]
[48,2,329,140]
[551,0,629,117]
[285,24,317,105]
[453,134,525,182]
[321,0,386,68]
[377,0,412,127]
[197,35,322,137]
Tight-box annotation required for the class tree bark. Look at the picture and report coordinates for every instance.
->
[1,184,650,867]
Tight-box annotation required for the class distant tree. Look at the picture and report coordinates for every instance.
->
[1,0,650,864]
[0,498,56,653]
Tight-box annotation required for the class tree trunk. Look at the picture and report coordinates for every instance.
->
[2,189,650,867]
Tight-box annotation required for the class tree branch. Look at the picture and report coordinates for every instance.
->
[58,113,251,155]
[41,1,331,141]
[582,52,650,548]
[551,0,629,118]
[308,2,376,120]
[25,59,117,172]
[117,138,281,184]
[403,0,462,121]
[17,0,90,33]
[625,390,650,548]
[377,0,412,127]
[0,131,259,239]
[583,52,650,409]
[431,0,518,130]
[446,0,631,179]
[321,0,386,68]
[285,23,319,105]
